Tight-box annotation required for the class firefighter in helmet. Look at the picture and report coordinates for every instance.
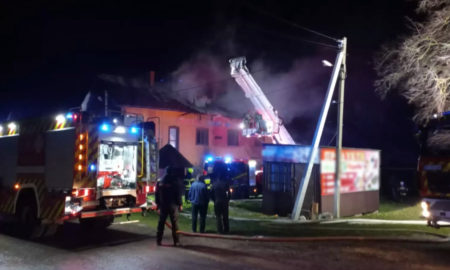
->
[184,168,195,203]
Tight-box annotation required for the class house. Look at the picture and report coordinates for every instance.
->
[122,105,263,169]
[91,72,262,170]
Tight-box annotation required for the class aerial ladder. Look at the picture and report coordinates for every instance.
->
[229,57,295,145]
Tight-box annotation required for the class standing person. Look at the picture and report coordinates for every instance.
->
[211,170,231,234]
[184,168,195,203]
[188,175,209,233]
[155,166,183,246]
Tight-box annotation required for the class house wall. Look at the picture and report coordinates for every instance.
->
[123,106,263,168]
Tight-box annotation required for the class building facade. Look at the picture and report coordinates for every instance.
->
[123,106,263,168]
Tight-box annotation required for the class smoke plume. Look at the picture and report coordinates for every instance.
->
[168,52,332,136]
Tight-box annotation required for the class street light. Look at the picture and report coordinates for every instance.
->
[322,60,333,67]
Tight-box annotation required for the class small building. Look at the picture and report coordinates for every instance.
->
[262,144,380,218]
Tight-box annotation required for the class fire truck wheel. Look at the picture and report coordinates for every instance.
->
[80,216,114,230]
[16,201,39,238]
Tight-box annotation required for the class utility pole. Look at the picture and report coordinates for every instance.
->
[291,37,346,220]
[334,37,347,219]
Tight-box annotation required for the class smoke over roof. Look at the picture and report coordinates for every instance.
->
[167,52,332,142]
[97,51,334,143]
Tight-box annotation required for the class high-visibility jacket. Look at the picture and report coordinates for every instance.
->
[204,177,212,190]
[184,177,195,191]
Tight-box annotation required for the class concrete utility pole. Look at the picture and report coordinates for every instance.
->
[334,37,347,219]
[291,37,347,220]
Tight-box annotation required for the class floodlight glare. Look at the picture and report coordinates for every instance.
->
[224,156,232,164]
[56,114,66,123]
[114,126,126,134]
[248,160,257,167]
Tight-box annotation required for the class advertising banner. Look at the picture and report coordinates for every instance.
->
[320,148,380,196]
[262,144,319,164]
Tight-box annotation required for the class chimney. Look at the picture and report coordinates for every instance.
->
[149,70,155,87]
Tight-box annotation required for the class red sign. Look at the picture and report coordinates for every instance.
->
[320,148,380,196]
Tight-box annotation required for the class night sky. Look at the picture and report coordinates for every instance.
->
[0,0,419,166]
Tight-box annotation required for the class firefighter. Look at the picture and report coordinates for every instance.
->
[204,175,212,190]
[155,166,183,246]
[184,168,195,203]
[188,175,209,233]
[210,164,231,234]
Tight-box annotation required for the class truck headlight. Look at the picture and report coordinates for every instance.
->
[421,201,430,218]
[421,201,429,210]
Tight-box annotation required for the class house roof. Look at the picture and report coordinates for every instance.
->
[93,75,203,114]
[120,90,202,114]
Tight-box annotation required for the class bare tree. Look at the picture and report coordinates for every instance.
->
[375,0,450,125]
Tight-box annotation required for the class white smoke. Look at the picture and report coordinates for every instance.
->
[168,52,332,123]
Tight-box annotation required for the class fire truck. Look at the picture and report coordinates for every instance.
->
[203,155,260,199]
[0,111,158,237]
[418,111,450,228]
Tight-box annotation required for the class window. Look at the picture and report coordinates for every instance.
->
[265,162,293,192]
[98,143,137,189]
[227,129,239,146]
[168,126,179,149]
[196,128,209,145]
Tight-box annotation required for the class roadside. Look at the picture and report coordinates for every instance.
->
[117,198,450,239]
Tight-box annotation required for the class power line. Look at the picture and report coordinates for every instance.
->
[242,24,338,49]
[245,3,339,43]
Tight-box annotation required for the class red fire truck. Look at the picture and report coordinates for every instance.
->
[0,111,158,237]
[418,112,450,228]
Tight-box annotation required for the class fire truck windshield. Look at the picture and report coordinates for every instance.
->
[205,161,247,180]
[97,143,137,189]
[419,117,450,156]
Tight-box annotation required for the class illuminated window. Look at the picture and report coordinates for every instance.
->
[227,129,239,146]
[168,126,179,149]
[196,128,209,146]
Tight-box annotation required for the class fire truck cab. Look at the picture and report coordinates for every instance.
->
[0,111,158,237]
[203,155,260,199]
[418,111,450,228]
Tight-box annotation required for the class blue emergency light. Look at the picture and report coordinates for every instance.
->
[100,124,110,132]
[130,126,139,134]
[66,113,73,119]
[205,155,214,163]
[89,164,96,172]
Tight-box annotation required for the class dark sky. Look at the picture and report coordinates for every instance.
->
[0,0,419,166]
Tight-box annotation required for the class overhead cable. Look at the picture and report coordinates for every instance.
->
[245,3,340,43]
